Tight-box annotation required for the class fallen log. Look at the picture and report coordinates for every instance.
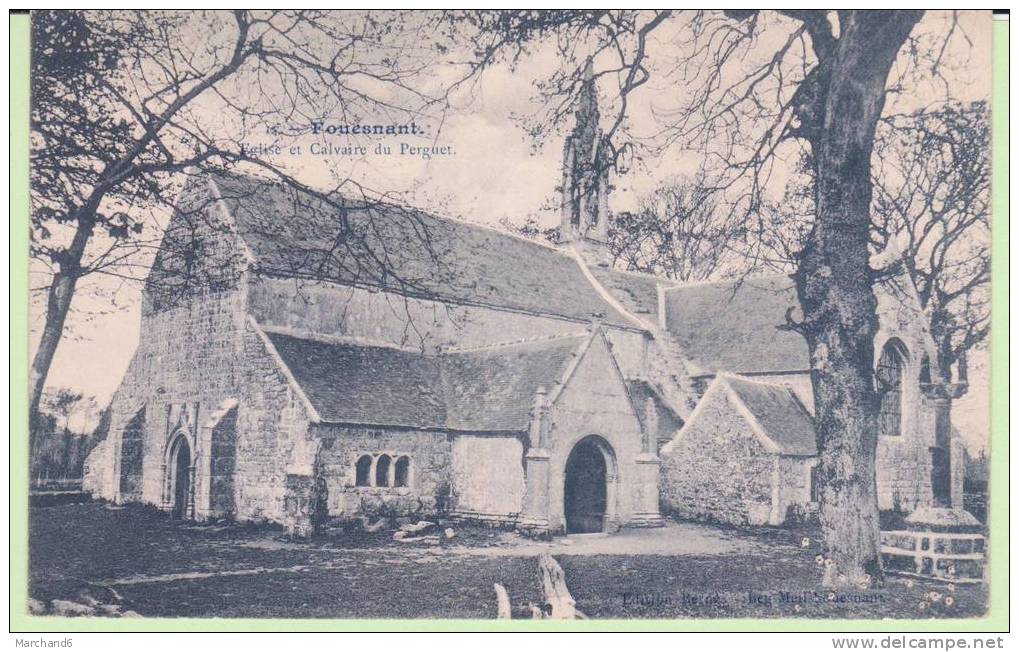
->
[400,520,436,535]
[493,554,587,619]
[493,583,512,619]
[538,553,584,619]
[362,517,388,533]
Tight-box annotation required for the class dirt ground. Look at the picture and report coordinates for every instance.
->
[27,501,988,619]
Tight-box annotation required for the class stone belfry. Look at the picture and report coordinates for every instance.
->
[560,59,612,265]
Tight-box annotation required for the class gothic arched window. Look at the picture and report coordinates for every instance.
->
[354,455,372,487]
[876,339,908,437]
[375,454,392,487]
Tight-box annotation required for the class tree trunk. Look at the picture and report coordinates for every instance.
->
[30,213,93,428]
[795,10,923,588]
[30,272,79,427]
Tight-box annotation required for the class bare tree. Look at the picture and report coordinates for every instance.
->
[611,178,740,282]
[872,102,990,383]
[30,10,456,422]
[447,9,981,586]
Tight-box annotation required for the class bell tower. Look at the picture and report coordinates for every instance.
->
[560,59,612,265]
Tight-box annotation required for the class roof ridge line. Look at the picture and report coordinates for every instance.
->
[718,371,797,392]
[443,331,590,354]
[595,265,682,286]
[660,272,793,294]
[257,323,425,354]
[570,247,654,332]
[443,213,567,254]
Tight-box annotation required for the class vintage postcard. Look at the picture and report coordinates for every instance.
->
[14,8,1005,633]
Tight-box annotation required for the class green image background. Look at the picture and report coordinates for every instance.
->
[7,12,1009,633]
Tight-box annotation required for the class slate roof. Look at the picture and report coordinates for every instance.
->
[265,330,446,428]
[209,170,634,328]
[263,327,589,432]
[443,336,588,432]
[724,376,817,456]
[589,267,670,320]
[663,274,809,374]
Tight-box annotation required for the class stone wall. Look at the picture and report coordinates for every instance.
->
[117,408,146,501]
[776,456,815,522]
[313,424,451,520]
[82,435,115,497]
[874,382,931,512]
[232,320,312,522]
[449,435,526,522]
[80,284,249,510]
[660,386,776,526]
[206,402,239,516]
[876,434,932,512]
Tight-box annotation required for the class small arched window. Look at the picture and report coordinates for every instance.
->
[876,339,908,437]
[919,353,933,384]
[355,455,372,487]
[375,454,392,487]
[394,456,410,488]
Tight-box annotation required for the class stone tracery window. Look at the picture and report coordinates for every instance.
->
[876,339,908,437]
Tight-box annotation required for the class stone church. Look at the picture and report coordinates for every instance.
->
[83,74,965,537]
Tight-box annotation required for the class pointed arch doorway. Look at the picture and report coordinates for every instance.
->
[564,436,616,534]
[168,434,193,520]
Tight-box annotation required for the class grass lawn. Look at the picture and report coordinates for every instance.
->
[28,501,987,619]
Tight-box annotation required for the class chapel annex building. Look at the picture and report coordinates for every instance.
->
[84,78,965,537]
